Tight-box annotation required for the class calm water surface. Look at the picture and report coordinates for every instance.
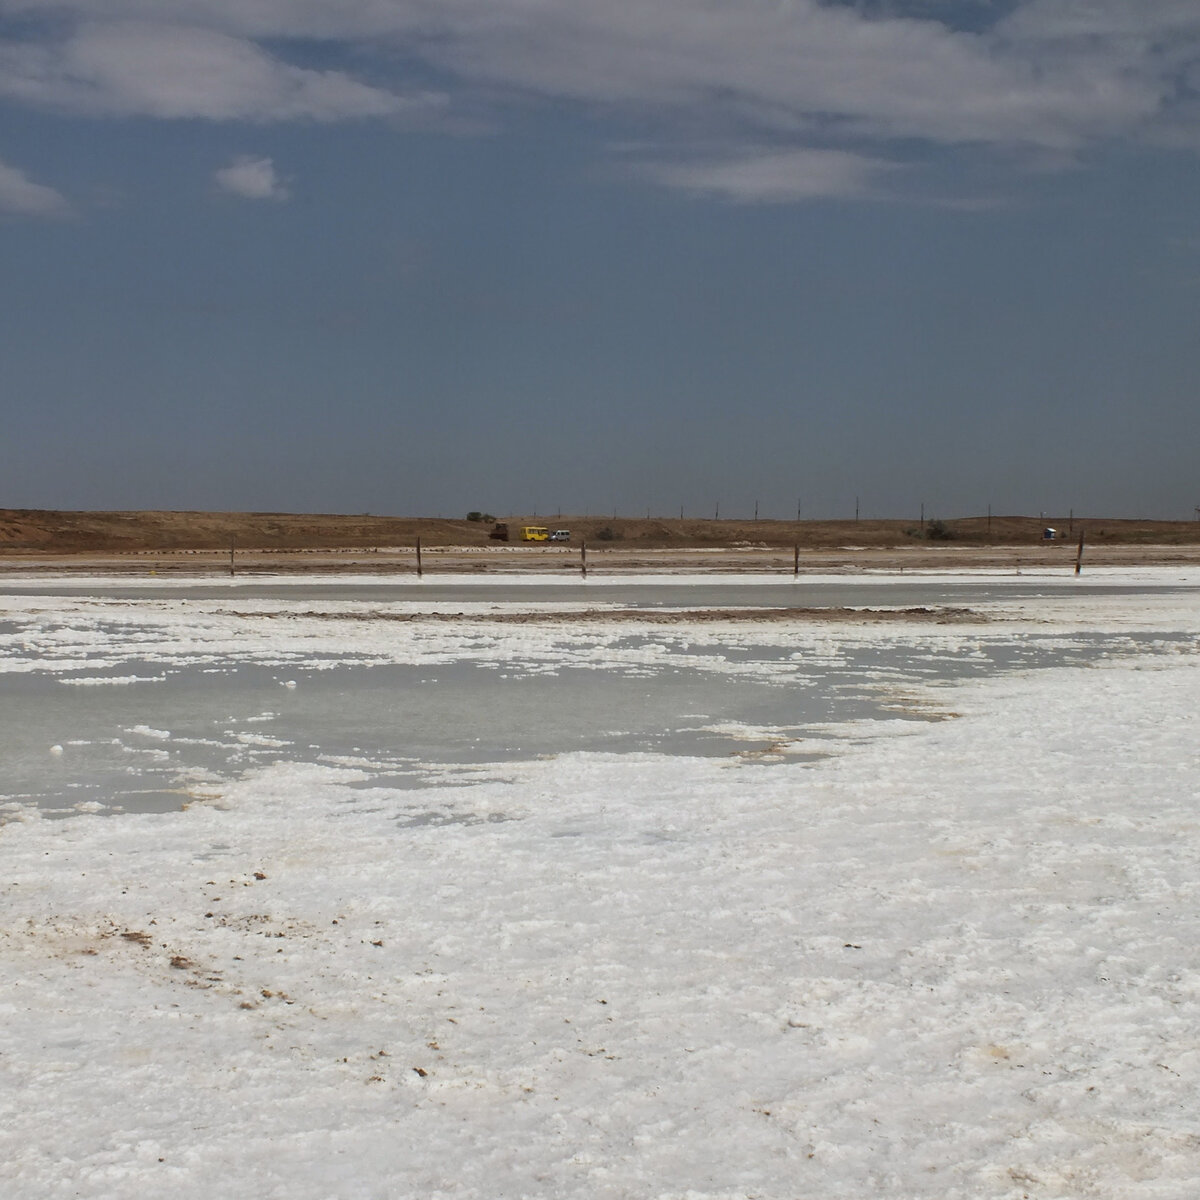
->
[1,578,1194,818]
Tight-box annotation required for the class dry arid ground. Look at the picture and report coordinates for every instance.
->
[2,508,1199,575]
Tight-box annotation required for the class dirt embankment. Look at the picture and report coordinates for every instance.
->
[3,509,1199,555]
[0,510,475,553]
[3,509,1200,575]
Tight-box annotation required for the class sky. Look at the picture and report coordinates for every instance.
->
[2,0,1199,521]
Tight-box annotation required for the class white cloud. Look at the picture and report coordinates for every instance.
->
[637,147,893,203]
[0,19,444,122]
[1,1,1200,198]
[0,156,71,217]
[214,154,289,200]
[417,0,1181,151]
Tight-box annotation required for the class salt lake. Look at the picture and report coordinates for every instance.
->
[3,569,1199,1199]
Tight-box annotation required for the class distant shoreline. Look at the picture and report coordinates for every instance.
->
[3,508,1199,567]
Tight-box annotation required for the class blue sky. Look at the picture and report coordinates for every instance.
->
[2,0,1199,519]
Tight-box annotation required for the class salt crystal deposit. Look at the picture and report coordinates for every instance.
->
[2,570,1198,1198]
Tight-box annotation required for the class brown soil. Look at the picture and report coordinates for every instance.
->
[2,509,1199,574]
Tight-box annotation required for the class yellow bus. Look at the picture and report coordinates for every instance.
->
[520,526,550,542]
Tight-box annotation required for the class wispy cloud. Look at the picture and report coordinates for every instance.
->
[636,147,894,203]
[0,20,445,122]
[214,154,289,201]
[1,2,1199,199]
[0,155,71,217]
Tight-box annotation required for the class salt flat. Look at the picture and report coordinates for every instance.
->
[1,572,1198,1198]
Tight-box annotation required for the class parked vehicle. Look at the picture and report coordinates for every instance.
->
[489,523,556,543]
[489,525,559,544]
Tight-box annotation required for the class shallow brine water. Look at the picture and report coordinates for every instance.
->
[4,575,1192,608]
[2,575,1193,818]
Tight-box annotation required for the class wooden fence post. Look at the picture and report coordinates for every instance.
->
[1074,528,1085,576]
[581,540,587,578]
[416,537,423,578]
[793,544,799,577]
